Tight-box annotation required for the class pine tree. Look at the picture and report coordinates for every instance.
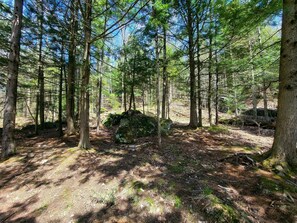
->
[1,0,24,159]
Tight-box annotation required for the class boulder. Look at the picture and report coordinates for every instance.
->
[104,110,172,144]
[103,113,123,127]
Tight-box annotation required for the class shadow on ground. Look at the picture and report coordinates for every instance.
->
[0,124,296,223]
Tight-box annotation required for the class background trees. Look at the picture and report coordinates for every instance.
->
[0,0,287,161]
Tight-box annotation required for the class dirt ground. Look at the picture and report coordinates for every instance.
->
[0,122,297,223]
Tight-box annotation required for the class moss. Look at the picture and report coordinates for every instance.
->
[263,157,283,169]
[204,193,240,223]
[208,125,229,134]
[243,146,261,152]
[173,195,182,208]
[112,110,172,144]
[103,113,123,127]
[259,176,297,194]
[260,177,282,194]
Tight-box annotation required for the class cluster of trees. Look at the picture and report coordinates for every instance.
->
[0,0,296,167]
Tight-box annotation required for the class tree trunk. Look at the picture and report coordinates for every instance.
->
[208,12,213,126]
[161,27,168,119]
[142,87,145,114]
[76,67,81,123]
[58,45,64,137]
[258,27,269,121]
[96,1,107,134]
[123,73,127,111]
[167,80,172,119]
[249,40,257,120]
[96,72,103,135]
[38,0,45,129]
[66,0,78,135]
[270,0,297,167]
[1,0,24,159]
[121,27,128,112]
[35,92,39,135]
[155,30,161,147]
[78,0,92,149]
[186,0,197,128]
[263,82,269,121]
[229,47,239,116]
[214,19,219,125]
[214,42,219,125]
[196,15,202,127]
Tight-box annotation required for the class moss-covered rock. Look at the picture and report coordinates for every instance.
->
[160,118,173,135]
[103,113,123,127]
[104,110,172,144]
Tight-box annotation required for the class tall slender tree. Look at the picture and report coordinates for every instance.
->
[186,0,198,128]
[66,0,78,135]
[269,0,297,168]
[38,0,45,130]
[78,0,92,149]
[1,0,24,159]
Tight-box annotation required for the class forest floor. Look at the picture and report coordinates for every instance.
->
[0,119,297,222]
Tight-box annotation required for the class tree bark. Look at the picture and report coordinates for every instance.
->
[270,0,297,167]
[35,92,39,135]
[58,44,64,137]
[196,14,202,127]
[142,87,145,114]
[258,27,269,121]
[121,27,128,112]
[214,25,219,126]
[161,27,168,119]
[249,40,257,120]
[96,3,107,134]
[186,0,198,128]
[66,0,78,135]
[96,65,103,135]
[1,0,24,159]
[155,30,161,147]
[38,0,45,129]
[208,11,213,126]
[78,0,92,149]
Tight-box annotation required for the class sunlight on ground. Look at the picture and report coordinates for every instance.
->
[0,125,296,222]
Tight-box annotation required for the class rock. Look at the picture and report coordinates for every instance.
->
[275,165,284,172]
[103,113,123,127]
[161,118,173,135]
[103,110,172,144]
